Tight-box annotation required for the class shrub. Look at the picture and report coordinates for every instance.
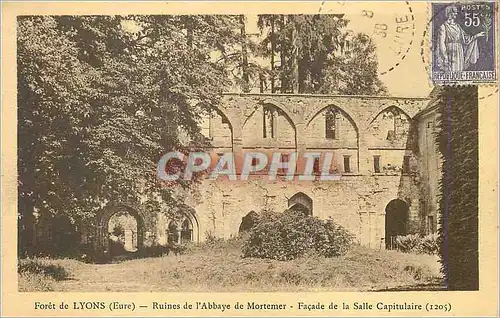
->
[394,234,421,253]
[204,231,225,245]
[18,258,69,280]
[393,233,439,255]
[18,271,55,292]
[242,209,354,261]
[418,233,439,255]
[18,258,72,291]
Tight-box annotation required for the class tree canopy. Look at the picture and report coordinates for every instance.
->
[256,14,387,94]
[17,15,242,254]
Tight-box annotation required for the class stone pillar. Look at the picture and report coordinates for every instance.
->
[357,128,371,174]
[177,228,182,244]
[124,229,133,251]
[295,122,307,173]
[232,121,243,175]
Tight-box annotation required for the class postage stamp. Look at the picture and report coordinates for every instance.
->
[431,2,497,84]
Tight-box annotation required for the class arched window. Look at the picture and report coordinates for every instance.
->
[167,215,195,244]
[369,106,410,143]
[325,107,338,139]
[263,105,277,139]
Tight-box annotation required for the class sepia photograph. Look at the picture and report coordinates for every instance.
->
[1,1,498,317]
[15,9,481,293]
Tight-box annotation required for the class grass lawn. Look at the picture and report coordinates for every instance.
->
[18,239,443,292]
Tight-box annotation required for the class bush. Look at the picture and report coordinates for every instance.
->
[418,233,439,255]
[18,258,69,280]
[394,234,421,253]
[19,271,55,292]
[393,233,439,255]
[18,258,72,291]
[242,209,354,261]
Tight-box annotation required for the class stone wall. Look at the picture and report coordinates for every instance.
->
[188,174,420,248]
[86,93,437,252]
[415,104,441,234]
[184,93,431,248]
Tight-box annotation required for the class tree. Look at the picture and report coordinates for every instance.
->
[257,14,387,95]
[320,33,388,95]
[17,15,242,255]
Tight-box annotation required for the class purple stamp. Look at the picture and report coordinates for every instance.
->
[431,2,497,84]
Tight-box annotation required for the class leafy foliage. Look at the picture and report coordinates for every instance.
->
[111,224,125,238]
[393,233,439,255]
[17,15,241,255]
[257,15,387,94]
[242,209,354,260]
[18,257,70,281]
[435,87,478,290]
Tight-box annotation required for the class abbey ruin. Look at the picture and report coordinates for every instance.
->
[74,92,440,258]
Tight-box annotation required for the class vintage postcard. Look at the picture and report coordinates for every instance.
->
[1,1,499,317]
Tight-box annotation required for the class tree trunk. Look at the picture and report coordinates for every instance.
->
[240,15,250,93]
[186,17,194,49]
[279,15,288,93]
[298,55,310,93]
[270,16,276,93]
[160,82,178,151]
[290,16,299,93]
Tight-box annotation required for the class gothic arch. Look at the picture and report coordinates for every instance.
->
[288,192,313,216]
[259,99,298,128]
[242,102,297,131]
[166,205,200,243]
[306,104,359,135]
[241,101,297,147]
[211,107,233,131]
[242,101,297,130]
[96,205,146,257]
[368,105,413,126]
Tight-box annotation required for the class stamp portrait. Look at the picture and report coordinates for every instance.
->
[431,2,497,84]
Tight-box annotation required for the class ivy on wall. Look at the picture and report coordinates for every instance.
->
[436,86,479,290]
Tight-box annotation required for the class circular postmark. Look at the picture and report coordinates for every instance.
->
[318,1,416,76]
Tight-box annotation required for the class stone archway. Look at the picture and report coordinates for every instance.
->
[385,199,409,249]
[96,206,145,259]
[165,205,200,244]
[288,192,313,216]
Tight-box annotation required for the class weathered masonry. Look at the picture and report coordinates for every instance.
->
[87,93,441,255]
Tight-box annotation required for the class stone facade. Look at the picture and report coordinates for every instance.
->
[414,100,442,235]
[183,93,432,249]
[76,93,441,256]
